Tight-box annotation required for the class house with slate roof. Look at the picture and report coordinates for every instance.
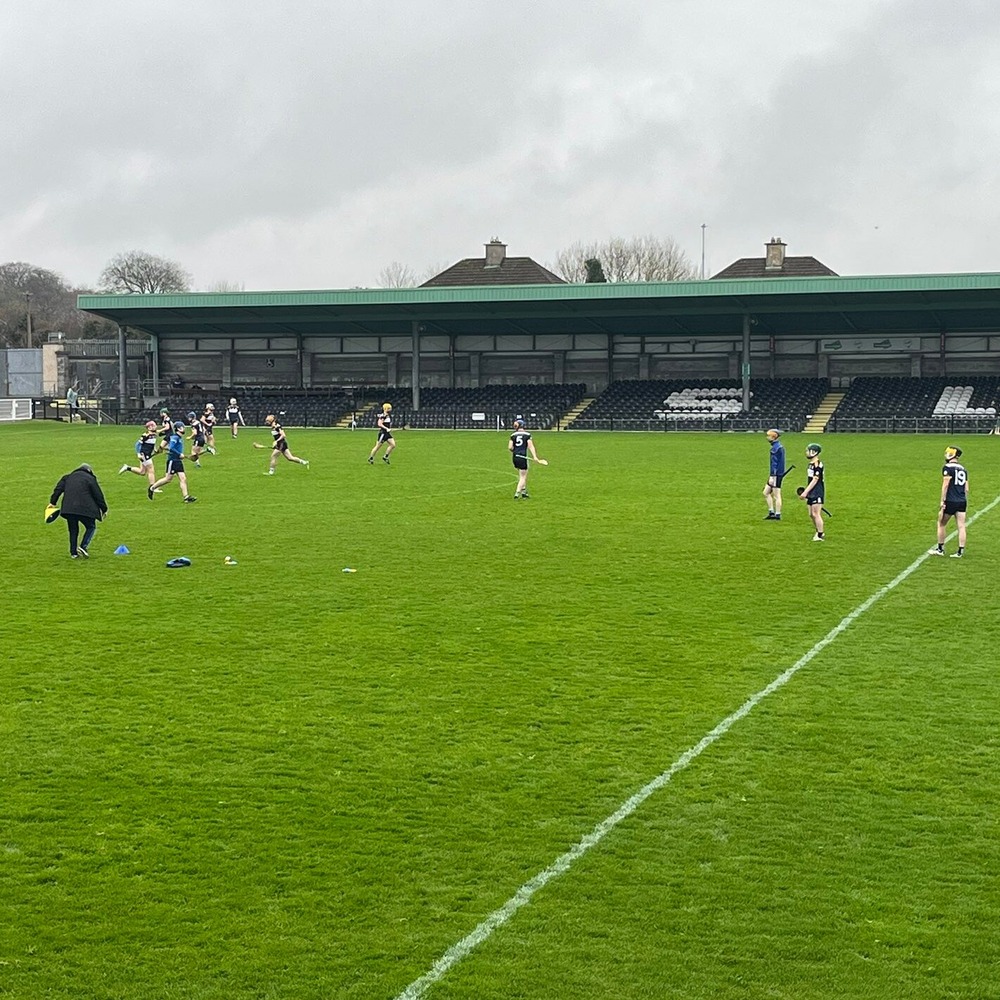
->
[710,237,838,279]
[421,238,565,287]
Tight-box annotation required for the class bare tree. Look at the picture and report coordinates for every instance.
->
[99,250,191,294]
[0,262,75,346]
[552,235,696,283]
[378,261,418,288]
[207,279,246,293]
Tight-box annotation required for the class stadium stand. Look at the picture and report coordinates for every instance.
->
[832,376,999,432]
[136,387,356,428]
[360,384,588,430]
[573,379,829,431]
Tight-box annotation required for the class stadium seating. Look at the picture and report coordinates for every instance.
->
[833,376,999,431]
[359,384,588,430]
[575,379,829,431]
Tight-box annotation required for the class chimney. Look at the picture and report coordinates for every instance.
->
[764,237,786,271]
[484,237,506,268]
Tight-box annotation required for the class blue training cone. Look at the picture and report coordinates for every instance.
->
[114,545,130,555]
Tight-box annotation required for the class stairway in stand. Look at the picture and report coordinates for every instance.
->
[803,391,846,435]
[559,398,595,429]
[335,401,377,429]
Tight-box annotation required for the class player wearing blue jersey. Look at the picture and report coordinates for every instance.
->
[763,428,786,520]
[929,445,968,558]
[148,422,197,502]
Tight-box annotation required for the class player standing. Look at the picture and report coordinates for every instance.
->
[509,417,545,499]
[763,428,785,520]
[798,443,825,541]
[929,445,968,558]
[367,402,395,464]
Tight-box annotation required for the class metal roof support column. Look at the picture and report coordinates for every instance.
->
[151,332,160,397]
[118,324,127,413]
[411,321,421,410]
[741,314,752,412]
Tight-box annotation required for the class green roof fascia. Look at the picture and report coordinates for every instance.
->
[77,272,1000,313]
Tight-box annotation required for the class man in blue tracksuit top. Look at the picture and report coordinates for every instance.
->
[763,428,785,520]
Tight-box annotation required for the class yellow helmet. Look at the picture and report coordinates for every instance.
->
[382,402,392,412]
[944,445,962,461]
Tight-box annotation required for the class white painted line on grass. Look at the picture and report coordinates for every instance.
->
[393,495,1000,1000]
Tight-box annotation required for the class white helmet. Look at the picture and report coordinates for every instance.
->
[229,398,237,406]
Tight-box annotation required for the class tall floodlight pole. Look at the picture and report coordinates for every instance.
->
[700,224,707,280]
[24,292,33,348]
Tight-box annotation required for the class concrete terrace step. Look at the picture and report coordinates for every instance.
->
[803,391,847,434]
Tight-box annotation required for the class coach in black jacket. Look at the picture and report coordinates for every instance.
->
[50,463,108,559]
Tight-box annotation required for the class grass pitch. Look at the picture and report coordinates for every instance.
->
[2,423,999,999]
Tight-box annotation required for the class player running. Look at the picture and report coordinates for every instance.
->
[367,402,396,464]
[119,420,163,492]
[509,417,546,499]
[148,422,197,503]
[264,414,309,475]
[929,445,969,558]
[187,411,207,467]
[226,398,245,438]
[202,403,218,454]
[798,443,826,541]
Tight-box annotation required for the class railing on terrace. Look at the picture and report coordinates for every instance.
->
[828,415,1000,434]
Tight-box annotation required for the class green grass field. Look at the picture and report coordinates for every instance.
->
[2,422,998,1000]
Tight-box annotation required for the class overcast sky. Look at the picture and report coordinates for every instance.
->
[3,0,999,291]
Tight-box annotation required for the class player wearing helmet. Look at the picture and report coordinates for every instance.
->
[509,417,546,499]
[763,428,786,520]
[119,419,163,492]
[148,423,197,502]
[226,398,245,438]
[201,403,218,454]
[798,443,826,541]
[929,445,968,558]
[264,414,309,474]
[367,402,396,465]
[186,411,208,468]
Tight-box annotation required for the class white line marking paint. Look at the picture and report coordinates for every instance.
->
[393,495,999,1000]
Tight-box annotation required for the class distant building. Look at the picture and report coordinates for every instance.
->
[421,238,566,287]
[710,237,838,279]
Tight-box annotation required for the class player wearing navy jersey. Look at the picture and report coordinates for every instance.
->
[799,443,826,541]
[368,402,396,464]
[763,428,786,520]
[929,445,968,558]
[202,403,218,454]
[148,422,197,502]
[119,420,163,491]
[508,418,545,499]
[265,414,309,474]
[187,412,207,467]
[156,408,172,445]
[226,398,245,438]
